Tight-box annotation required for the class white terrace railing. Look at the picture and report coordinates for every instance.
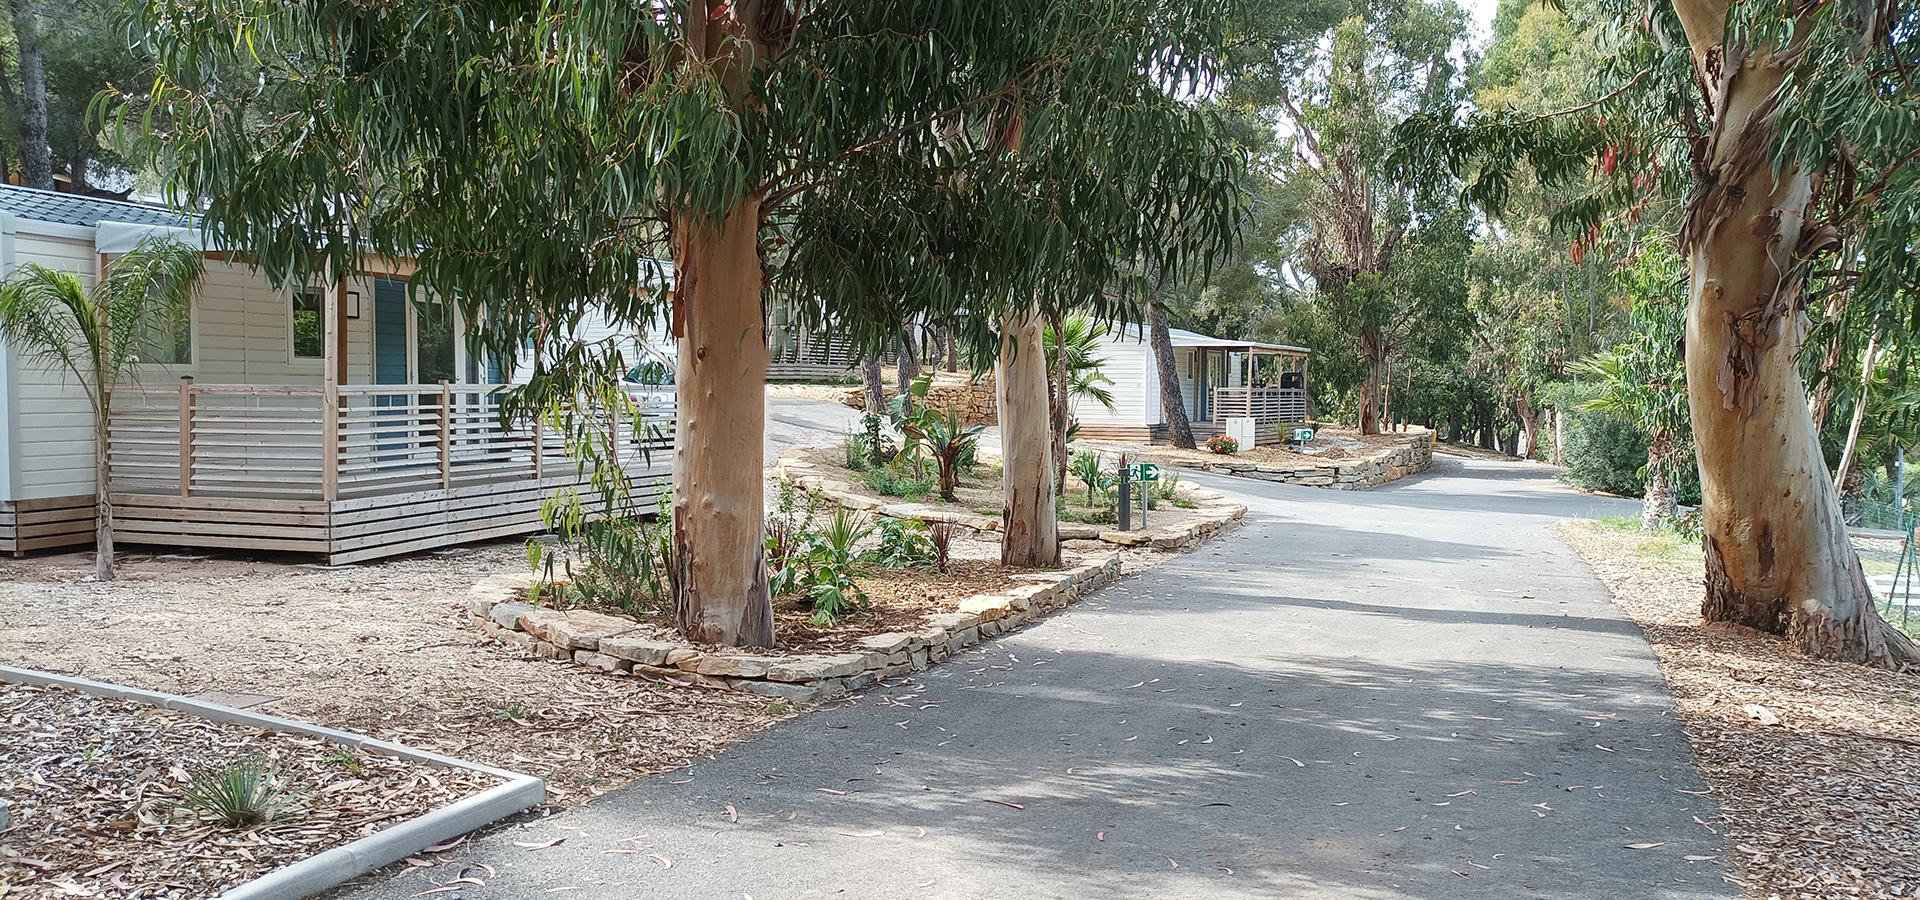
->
[108,380,671,501]
[1211,386,1309,425]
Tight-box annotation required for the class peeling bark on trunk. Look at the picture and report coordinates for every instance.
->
[1148,296,1195,450]
[998,306,1059,568]
[1672,0,1912,667]
[671,197,773,648]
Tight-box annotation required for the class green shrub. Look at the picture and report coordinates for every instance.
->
[1205,434,1238,454]
[843,430,872,471]
[1069,451,1108,505]
[869,518,935,568]
[1561,409,1648,497]
[861,467,934,500]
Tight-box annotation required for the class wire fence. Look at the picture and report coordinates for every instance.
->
[1849,519,1917,638]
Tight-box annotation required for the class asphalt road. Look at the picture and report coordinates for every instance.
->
[765,398,862,463]
[345,452,1733,900]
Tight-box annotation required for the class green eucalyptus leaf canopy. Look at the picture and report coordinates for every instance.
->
[121,1,1250,365]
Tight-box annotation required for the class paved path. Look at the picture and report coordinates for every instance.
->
[346,453,1734,900]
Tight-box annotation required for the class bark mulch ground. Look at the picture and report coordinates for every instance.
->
[0,544,782,808]
[1560,520,1920,899]
[0,682,499,900]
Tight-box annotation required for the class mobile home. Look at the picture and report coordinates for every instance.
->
[1070,325,1311,446]
[0,185,668,563]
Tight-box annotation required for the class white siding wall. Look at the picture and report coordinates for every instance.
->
[1069,328,1152,428]
[506,308,672,387]
[3,235,384,501]
[8,232,97,499]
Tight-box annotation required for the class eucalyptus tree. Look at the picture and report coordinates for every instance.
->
[128,0,1242,646]
[0,239,201,581]
[1406,0,1919,665]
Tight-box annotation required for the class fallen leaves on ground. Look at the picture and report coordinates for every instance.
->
[0,682,498,899]
[1560,521,1920,899]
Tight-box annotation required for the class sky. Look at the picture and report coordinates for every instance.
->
[1464,0,1502,47]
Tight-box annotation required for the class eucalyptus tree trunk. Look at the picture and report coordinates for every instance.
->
[1148,296,1195,449]
[1642,430,1677,531]
[895,327,920,414]
[1833,329,1881,490]
[671,197,774,647]
[1358,331,1385,435]
[10,0,50,190]
[1671,0,1912,666]
[1514,393,1539,460]
[1550,408,1565,466]
[861,355,884,413]
[998,306,1059,567]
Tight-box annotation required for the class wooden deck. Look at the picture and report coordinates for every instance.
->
[0,495,95,555]
[96,381,671,564]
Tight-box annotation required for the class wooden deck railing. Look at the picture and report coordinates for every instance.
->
[109,380,671,501]
[1211,386,1309,424]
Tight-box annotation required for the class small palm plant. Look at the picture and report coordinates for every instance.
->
[1069,451,1108,506]
[0,238,202,580]
[180,757,300,828]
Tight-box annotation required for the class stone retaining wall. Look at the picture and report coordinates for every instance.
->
[1172,432,1434,490]
[466,554,1123,704]
[772,448,1246,551]
[841,374,997,426]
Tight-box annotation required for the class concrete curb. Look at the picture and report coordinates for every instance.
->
[0,665,545,900]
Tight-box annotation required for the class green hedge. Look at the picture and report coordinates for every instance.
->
[1560,407,1649,497]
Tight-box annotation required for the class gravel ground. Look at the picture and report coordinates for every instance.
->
[1559,520,1920,899]
[1,682,500,900]
[0,542,782,806]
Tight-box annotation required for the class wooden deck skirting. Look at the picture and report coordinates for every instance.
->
[88,380,673,565]
[106,465,668,565]
[0,495,96,555]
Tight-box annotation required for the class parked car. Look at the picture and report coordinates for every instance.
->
[622,350,677,418]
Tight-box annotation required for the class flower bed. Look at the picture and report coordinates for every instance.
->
[0,678,521,899]
[772,446,1246,550]
[465,553,1123,703]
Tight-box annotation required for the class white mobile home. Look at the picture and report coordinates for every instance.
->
[1070,325,1311,445]
[0,185,668,562]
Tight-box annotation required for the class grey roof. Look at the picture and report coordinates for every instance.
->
[0,184,197,229]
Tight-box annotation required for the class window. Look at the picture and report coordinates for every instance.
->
[138,307,191,366]
[416,299,455,383]
[292,289,327,359]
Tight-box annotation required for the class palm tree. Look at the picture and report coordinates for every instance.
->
[1569,252,1690,531]
[1044,313,1116,492]
[0,238,203,580]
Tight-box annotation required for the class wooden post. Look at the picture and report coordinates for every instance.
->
[321,270,343,502]
[437,379,452,489]
[177,376,195,496]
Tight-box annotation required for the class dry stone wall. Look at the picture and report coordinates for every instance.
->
[466,556,1122,703]
[841,373,998,425]
[1175,432,1434,490]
